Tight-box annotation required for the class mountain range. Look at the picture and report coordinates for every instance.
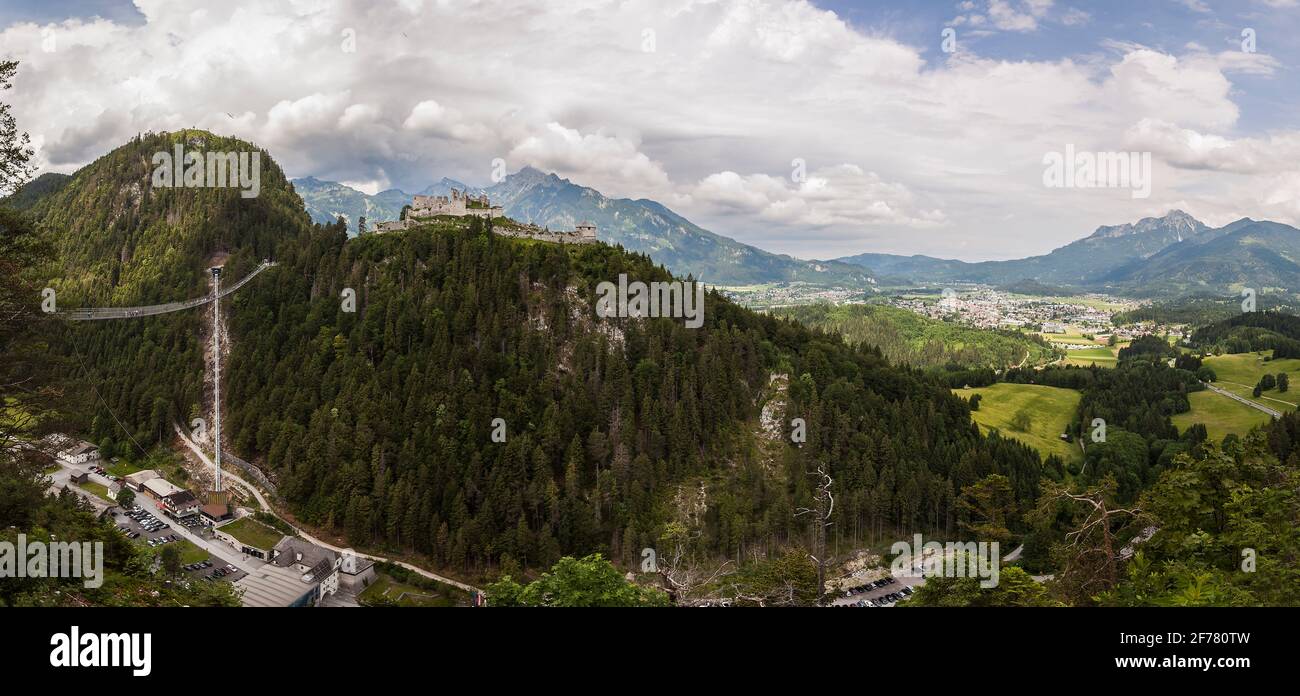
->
[14,155,1300,300]
[292,169,1300,298]
[835,210,1300,298]
[291,168,873,287]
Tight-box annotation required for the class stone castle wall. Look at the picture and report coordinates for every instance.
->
[371,188,595,243]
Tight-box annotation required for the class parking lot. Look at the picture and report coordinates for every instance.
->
[88,463,122,487]
[113,505,246,584]
[115,504,178,544]
[830,574,922,607]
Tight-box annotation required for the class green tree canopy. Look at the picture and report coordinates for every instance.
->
[486,554,669,607]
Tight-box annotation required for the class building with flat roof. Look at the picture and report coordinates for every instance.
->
[200,502,232,522]
[142,477,183,500]
[234,541,343,607]
[233,565,324,608]
[124,469,161,491]
[213,516,284,560]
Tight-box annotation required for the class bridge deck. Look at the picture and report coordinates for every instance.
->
[60,262,276,321]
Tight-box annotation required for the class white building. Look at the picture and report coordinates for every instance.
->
[339,549,377,592]
[162,490,200,518]
[59,441,100,465]
[239,537,344,606]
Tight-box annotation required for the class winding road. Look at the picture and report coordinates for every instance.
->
[173,424,481,594]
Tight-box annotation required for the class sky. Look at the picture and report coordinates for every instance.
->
[1,0,1298,261]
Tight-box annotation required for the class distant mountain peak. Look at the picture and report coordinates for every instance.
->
[507,165,570,188]
[1087,209,1206,241]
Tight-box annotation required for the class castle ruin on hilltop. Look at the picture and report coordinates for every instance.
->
[372,188,597,244]
[413,188,502,219]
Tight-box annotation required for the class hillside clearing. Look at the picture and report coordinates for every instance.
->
[952,383,1081,464]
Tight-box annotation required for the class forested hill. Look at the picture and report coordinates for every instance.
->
[32,130,305,307]
[1189,310,1300,357]
[220,216,1045,571]
[770,302,1057,370]
[32,131,1045,577]
[34,131,316,448]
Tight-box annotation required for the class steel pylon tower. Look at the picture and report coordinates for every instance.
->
[210,266,224,499]
[60,260,276,510]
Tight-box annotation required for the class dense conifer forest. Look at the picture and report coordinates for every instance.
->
[30,132,1046,575]
[10,130,1297,607]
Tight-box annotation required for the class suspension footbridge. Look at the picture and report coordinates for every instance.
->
[59,261,276,321]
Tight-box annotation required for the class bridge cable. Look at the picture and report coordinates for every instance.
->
[66,333,151,460]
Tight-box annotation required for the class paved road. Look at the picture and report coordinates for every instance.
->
[1219,380,1294,408]
[173,425,481,594]
[1204,381,1282,419]
[174,423,272,511]
[46,454,260,573]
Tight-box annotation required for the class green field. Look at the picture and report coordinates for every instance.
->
[77,480,114,502]
[358,574,458,607]
[104,458,145,477]
[1039,333,1126,368]
[138,537,210,566]
[173,539,210,565]
[953,383,1082,463]
[1061,346,1118,367]
[215,517,284,551]
[1202,352,1300,409]
[1041,333,1097,345]
[1172,390,1273,442]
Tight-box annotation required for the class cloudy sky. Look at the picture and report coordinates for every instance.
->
[2,0,1298,260]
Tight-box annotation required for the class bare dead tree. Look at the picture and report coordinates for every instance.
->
[1033,479,1141,603]
[795,463,834,602]
[656,522,736,606]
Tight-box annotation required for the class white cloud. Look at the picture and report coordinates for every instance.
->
[1175,0,1211,13]
[1060,8,1091,25]
[693,166,944,228]
[0,0,1294,259]
[1126,118,1300,175]
[402,100,490,142]
[508,123,671,199]
[1101,49,1239,131]
[988,0,1043,32]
